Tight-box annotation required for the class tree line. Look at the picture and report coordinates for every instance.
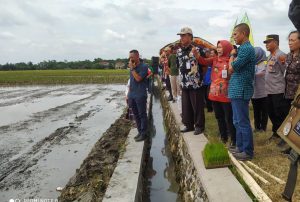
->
[0,58,131,71]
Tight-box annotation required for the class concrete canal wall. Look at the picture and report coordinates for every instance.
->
[159,84,252,202]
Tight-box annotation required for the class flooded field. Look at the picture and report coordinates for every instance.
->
[0,85,126,201]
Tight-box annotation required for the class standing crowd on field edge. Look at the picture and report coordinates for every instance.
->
[124,0,300,162]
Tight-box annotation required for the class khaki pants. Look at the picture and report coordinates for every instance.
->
[170,75,181,99]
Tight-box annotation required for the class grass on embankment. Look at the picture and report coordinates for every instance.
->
[0,69,129,85]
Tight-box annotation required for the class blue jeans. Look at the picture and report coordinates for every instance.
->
[231,98,253,157]
[129,96,147,136]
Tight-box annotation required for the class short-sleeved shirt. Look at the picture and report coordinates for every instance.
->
[252,62,267,99]
[228,41,255,100]
[128,62,148,99]
[265,49,286,95]
[176,45,205,90]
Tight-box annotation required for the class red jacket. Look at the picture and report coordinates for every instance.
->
[197,40,233,102]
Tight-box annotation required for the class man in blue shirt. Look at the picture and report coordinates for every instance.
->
[228,23,255,161]
[128,50,148,142]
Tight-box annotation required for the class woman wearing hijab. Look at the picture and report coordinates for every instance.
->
[197,40,236,146]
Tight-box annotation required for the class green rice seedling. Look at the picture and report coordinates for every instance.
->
[202,142,231,169]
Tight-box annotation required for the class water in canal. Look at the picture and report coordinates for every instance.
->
[145,93,182,202]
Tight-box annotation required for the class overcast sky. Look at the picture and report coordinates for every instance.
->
[0,0,296,64]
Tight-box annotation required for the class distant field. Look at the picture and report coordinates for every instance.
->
[0,69,129,85]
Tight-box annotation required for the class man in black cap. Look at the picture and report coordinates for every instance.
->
[264,34,290,144]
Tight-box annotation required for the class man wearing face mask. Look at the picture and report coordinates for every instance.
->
[128,49,149,142]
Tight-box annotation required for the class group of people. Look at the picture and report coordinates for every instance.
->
[158,24,299,161]
[127,25,299,162]
[126,0,300,161]
[158,25,256,160]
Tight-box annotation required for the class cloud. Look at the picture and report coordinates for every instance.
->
[0,31,16,40]
[0,0,295,64]
[209,17,232,28]
[105,29,125,40]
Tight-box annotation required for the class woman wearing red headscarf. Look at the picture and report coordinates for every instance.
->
[196,40,236,147]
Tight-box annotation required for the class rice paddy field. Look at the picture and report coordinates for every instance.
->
[0,84,126,200]
[0,69,129,85]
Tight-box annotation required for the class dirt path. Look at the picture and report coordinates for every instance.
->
[0,85,126,201]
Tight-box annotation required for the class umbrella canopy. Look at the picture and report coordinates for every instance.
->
[160,36,216,54]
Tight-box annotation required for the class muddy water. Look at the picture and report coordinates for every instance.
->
[0,85,126,201]
[146,95,182,202]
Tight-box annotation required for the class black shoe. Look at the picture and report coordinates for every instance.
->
[229,147,242,154]
[134,133,141,140]
[277,139,287,147]
[135,135,146,142]
[194,128,204,135]
[280,147,291,154]
[180,127,194,133]
[233,152,253,161]
[267,133,280,143]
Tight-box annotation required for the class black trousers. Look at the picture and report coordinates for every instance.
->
[267,94,291,133]
[181,88,205,130]
[251,97,268,131]
[212,101,236,143]
[165,75,173,99]
[203,85,213,111]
